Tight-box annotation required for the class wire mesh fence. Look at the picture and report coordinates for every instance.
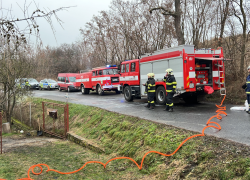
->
[42,102,69,139]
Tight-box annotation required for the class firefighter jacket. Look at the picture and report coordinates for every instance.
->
[147,78,156,93]
[164,75,177,93]
[144,80,148,94]
[246,74,250,94]
[25,81,30,87]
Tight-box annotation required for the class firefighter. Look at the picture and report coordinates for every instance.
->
[25,79,30,90]
[144,73,156,109]
[245,66,250,114]
[164,68,177,112]
[147,73,156,110]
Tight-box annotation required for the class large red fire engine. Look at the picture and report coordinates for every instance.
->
[75,65,121,95]
[119,45,227,104]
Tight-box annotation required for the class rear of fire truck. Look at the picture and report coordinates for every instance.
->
[119,45,226,104]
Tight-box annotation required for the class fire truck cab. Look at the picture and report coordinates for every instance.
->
[76,65,121,95]
[119,45,226,104]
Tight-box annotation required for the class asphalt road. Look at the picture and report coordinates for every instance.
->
[31,89,250,146]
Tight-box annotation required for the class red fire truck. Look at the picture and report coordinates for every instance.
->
[76,65,121,95]
[119,45,227,104]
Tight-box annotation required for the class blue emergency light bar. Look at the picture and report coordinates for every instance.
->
[106,65,116,67]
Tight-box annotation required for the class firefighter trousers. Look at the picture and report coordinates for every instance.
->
[247,94,250,110]
[166,93,174,110]
[148,93,155,107]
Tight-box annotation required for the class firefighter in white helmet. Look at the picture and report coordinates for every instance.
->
[164,68,177,112]
[144,73,156,110]
[243,66,250,113]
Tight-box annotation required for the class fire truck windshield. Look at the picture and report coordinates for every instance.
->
[103,69,118,75]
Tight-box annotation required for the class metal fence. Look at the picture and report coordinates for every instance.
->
[42,102,69,139]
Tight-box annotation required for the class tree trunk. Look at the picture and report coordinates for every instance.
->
[239,0,246,74]
[218,0,229,47]
[175,0,185,45]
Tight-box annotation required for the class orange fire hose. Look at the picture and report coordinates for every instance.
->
[0,96,227,180]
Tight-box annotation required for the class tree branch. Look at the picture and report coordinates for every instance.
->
[149,7,177,17]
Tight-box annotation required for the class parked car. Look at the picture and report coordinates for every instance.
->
[57,73,79,92]
[27,78,39,89]
[15,78,27,88]
[39,79,58,90]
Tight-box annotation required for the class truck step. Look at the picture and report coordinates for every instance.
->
[131,89,135,96]
[220,88,226,95]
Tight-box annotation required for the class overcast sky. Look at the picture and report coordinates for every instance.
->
[2,0,113,47]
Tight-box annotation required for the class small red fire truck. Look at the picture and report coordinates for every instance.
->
[76,65,121,95]
[119,45,227,104]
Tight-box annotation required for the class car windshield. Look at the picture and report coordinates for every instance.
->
[103,69,118,75]
[47,79,56,83]
[68,77,76,82]
[28,79,38,83]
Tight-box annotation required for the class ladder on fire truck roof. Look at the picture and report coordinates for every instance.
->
[215,59,226,95]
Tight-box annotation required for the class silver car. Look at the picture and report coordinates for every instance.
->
[27,78,39,89]
[39,79,59,90]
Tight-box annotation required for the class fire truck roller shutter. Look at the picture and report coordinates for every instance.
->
[140,62,153,96]
[168,57,183,90]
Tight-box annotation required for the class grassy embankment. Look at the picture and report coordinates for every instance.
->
[1,97,250,179]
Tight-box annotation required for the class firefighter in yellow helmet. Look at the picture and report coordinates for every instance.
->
[164,68,177,112]
[144,73,156,110]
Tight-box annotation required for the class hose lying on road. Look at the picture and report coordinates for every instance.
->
[10,95,228,180]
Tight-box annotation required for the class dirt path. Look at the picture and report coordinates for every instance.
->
[2,135,60,153]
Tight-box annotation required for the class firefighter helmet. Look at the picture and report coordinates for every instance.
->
[248,66,250,70]
[166,68,173,75]
[151,73,155,78]
[147,73,152,77]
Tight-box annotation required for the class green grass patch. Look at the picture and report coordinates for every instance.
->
[3,97,250,179]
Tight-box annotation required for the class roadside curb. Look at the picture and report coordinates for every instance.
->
[67,132,105,153]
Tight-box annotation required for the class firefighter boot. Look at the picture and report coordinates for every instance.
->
[149,106,154,110]
[164,105,169,111]
[168,108,173,112]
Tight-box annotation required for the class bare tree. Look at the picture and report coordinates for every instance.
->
[149,0,185,45]
[231,0,249,74]
[0,1,71,124]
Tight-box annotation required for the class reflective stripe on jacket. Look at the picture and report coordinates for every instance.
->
[147,78,155,93]
[164,75,177,93]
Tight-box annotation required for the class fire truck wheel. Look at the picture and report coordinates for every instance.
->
[124,86,133,101]
[67,87,71,92]
[97,85,103,96]
[156,86,166,105]
[81,85,89,94]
